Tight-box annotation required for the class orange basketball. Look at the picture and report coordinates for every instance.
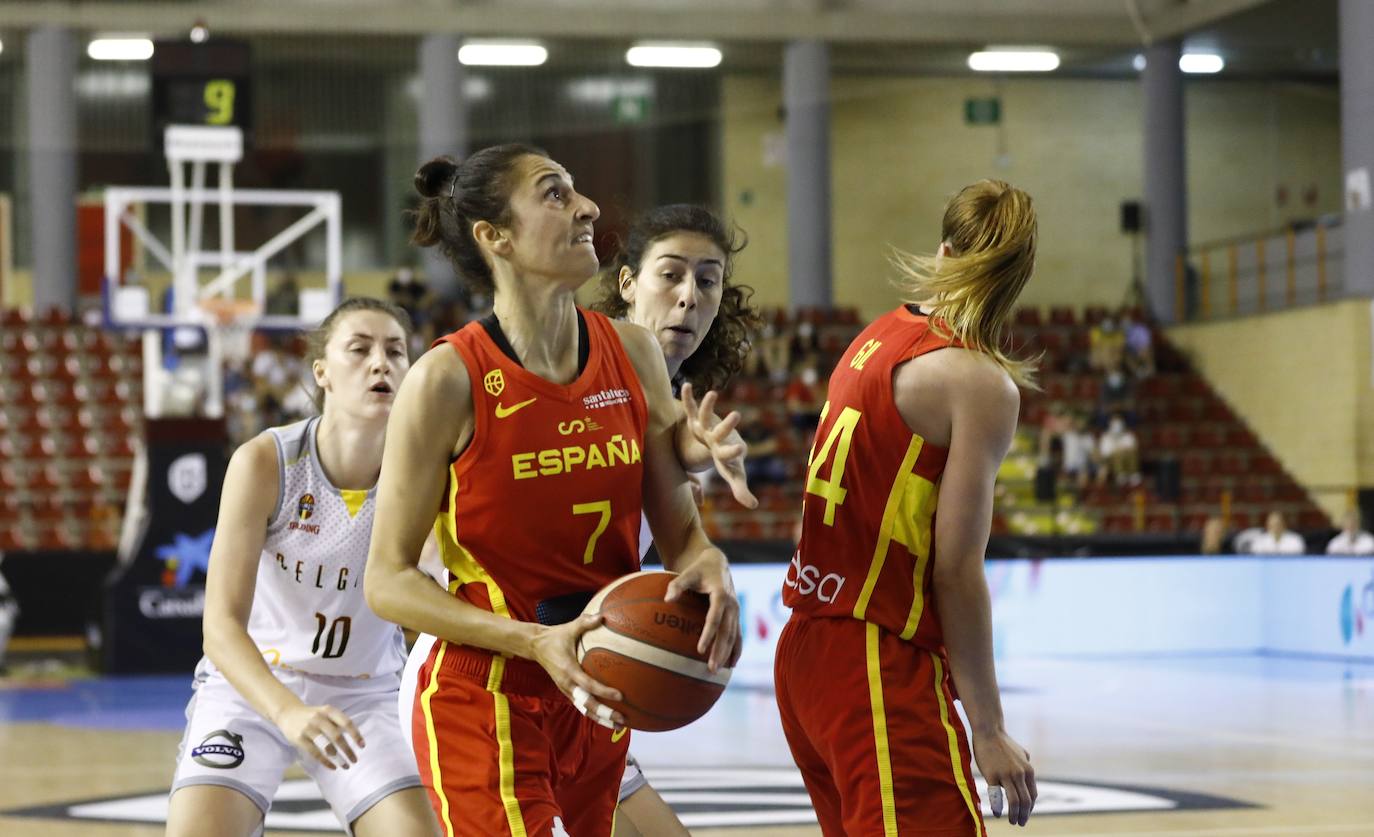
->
[576,570,732,732]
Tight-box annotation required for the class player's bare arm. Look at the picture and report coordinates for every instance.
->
[900,348,1037,827]
[612,319,741,671]
[203,434,361,770]
[364,345,627,724]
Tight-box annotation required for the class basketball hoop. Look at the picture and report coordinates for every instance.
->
[197,297,261,366]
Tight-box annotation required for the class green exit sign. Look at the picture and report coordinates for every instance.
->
[614,94,650,124]
[964,97,1001,125]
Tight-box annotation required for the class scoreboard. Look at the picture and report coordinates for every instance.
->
[151,39,252,145]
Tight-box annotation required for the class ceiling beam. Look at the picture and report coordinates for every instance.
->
[1142,0,1276,42]
[0,1,1144,45]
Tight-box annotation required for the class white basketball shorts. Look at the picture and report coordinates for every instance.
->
[172,668,422,833]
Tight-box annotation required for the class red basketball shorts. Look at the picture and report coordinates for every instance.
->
[412,641,630,837]
[774,613,985,837]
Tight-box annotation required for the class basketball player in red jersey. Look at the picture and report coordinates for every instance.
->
[365,145,740,837]
[774,179,1039,835]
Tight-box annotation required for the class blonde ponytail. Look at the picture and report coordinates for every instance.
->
[893,179,1040,390]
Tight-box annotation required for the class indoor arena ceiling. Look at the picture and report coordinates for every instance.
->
[0,0,1338,80]
[0,0,1275,44]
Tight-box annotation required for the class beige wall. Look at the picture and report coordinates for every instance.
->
[1167,299,1371,520]
[723,74,1340,320]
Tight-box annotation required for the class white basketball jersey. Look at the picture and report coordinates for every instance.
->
[239,417,405,679]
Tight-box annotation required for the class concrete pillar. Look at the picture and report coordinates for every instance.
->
[417,33,465,299]
[26,26,79,314]
[1341,0,1374,296]
[1143,40,1186,322]
[783,40,833,310]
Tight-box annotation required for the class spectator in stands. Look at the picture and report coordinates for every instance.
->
[1248,511,1306,554]
[1123,313,1155,378]
[265,273,300,316]
[785,355,825,431]
[1089,316,1125,372]
[740,421,789,486]
[388,267,432,355]
[1200,516,1230,555]
[1042,401,1079,459]
[1232,526,1264,554]
[755,317,794,385]
[0,559,17,674]
[1059,411,1098,495]
[1097,411,1140,487]
[1326,509,1374,555]
[1098,365,1135,427]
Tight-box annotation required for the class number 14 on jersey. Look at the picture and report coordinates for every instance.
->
[805,402,860,526]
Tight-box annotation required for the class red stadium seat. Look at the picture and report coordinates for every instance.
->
[40,306,70,327]
[70,465,106,493]
[1192,426,1226,448]
[0,528,25,552]
[1158,426,1189,449]
[1,308,29,327]
[1073,377,1101,400]
[1202,401,1234,422]
[26,465,63,493]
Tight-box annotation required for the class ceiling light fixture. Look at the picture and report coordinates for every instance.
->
[87,36,155,61]
[458,41,548,67]
[1179,52,1224,74]
[625,43,722,69]
[968,48,1060,73]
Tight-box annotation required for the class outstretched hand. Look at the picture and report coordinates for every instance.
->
[680,383,758,509]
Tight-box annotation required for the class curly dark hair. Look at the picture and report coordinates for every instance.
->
[591,205,761,393]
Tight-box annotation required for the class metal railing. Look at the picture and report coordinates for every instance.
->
[1176,217,1344,322]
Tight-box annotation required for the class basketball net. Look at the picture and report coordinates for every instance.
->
[197,297,261,367]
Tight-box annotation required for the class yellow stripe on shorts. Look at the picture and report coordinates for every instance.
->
[493,690,527,837]
[865,622,899,837]
[930,652,985,836]
[421,641,457,837]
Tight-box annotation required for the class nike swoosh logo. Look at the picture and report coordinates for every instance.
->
[494,397,538,418]
[611,725,628,743]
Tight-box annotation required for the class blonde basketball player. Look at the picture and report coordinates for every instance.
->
[774,180,1039,835]
[166,297,440,837]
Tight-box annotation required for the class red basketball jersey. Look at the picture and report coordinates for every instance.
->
[432,309,647,627]
[784,306,958,650]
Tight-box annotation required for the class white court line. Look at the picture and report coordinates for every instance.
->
[1037,708,1374,763]
[1065,824,1373,837]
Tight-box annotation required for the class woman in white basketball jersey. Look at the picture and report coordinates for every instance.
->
[395,204,759,837]
[166,297,440,837]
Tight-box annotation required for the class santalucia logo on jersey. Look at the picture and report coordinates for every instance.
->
[192,729,245,769]
[511,434,641,480]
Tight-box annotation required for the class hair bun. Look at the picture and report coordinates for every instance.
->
[415,156,459,198]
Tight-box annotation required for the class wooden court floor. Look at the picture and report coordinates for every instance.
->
[2,654,1372,836]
